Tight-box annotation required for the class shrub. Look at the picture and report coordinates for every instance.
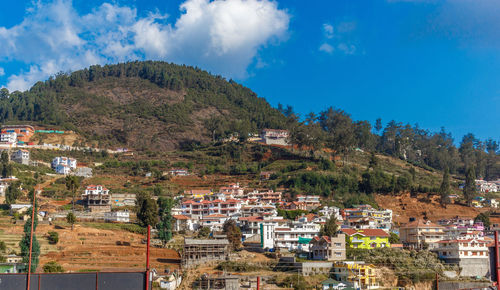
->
[43,261,64,273]
[47,231,59,244]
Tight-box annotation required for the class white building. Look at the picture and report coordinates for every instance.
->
[0,132,17,144]
[104,211,130,223]
[475,179,498,193]
[11,149,29,165]
[343,205,392,230]
[52,156,76,173]
[261,129,289,146]
[84,185,110,196]
[434,237,490,277]
[262,217,321,252]
[319,206,343,221]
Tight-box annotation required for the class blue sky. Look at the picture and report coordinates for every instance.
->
[0,0,498,142]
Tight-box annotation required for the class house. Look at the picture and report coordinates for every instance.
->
[296,195,321,208]
[486,199,499,208]
[0,132,17,144]
[399,219,445,250]
[280,201,307,211]
[104,210,130,223]
[173,215,196,231]
[182,238,229,268]
[341,229,390,249]
[5,255,22,264]
[476,179,499,193]
[169,169,189,176]
[10,149,29,165]
[309,234,346,261]
[82,185,111,212]
[0,263,25,273]
[320,279,352,290]
[238,215,286,239]
[261,129,289,146]
[332,261,378,289]
[52,156,77,170]
[261,218,321,252]
[342,205,392,230]
[184,189,213,199]
[200,214,230,231]
[246,189,282,203]
[260,171,274,180]
[55,164,71,175]
[10,204,32,215]
[434,237,490,277]
[110,193,136,207]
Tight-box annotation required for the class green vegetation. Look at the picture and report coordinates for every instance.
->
[216,261,275,272]
[43,261,64,273]
[223,219,242,250]
[157,197,174,246]
[319,216,338,237]
[347,248,451,283]
[20,198,40,273]
[47,231,59,244]
[66,212,76,230]
[136,192,158,227]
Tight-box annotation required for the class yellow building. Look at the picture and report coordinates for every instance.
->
[342,229,390,249]
[333,261,378,289]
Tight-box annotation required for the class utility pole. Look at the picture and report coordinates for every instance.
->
[26,184,37,290]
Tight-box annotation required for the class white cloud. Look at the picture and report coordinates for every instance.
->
[319,21,358,56]
[0,0,290,91]
[0,67,4,76]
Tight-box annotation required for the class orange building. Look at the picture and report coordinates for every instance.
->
[1,125,35,143]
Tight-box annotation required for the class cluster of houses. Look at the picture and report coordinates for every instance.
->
[51,156,92,177]
[475,179,500,194]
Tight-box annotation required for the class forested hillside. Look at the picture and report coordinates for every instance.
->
[0,61,497,179]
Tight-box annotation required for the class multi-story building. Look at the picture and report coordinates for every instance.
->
[10,149,29,165]
[0,132,17,144]
[52,156,76,174]
[199,214,230,231]
[1,125,34,143]
[262,217,321,252]
[399,219,446,249]
[434,237,490,277]
[309,234,346,261]
[261,129,289,146]
[240,204,277,217]
[319,206,343,221]
[332,261,379,290]
[246,189,282,203]
[82,185,110,212]
[239,215,287,239]
[180,198,243,219]
[296,195,321,208]
[343,205,392,230]
[219,183,244,198]
[475,179,498,193]
[342,229,390,249]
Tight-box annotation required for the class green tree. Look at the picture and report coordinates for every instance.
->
[198,226,211,238]
[223,219,242,250]
[319,216,339,237]
[475,212,491,228]
[0,241,6,252]
[389,232,400,244]
[136,192,158,227]
[65,175,80,212]
[66,212,76,230]
[463,167,476,206]
[43,261,64,273]
[375,118,382,133]
[47,231,59,244]
[157,197,174,246]
[5,183,22,205]
[19,199,40,273]
[439,168,451,207]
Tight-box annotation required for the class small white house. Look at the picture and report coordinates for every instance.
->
[104,211,130,223]
[11,149,29,165]
[52,157,77,171]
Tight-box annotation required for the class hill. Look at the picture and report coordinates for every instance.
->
[0,61,287,150]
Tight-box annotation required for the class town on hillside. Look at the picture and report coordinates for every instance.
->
[0,123,499,289]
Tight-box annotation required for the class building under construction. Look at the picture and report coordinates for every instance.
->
[182,238,229,268]
[82,185,111,212]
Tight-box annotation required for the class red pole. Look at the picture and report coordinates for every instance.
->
[495,231,500,290]
[145,225,151,290]
[257,276,260,290]
[27,188,36,290]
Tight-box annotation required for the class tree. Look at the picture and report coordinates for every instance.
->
[375,118,382,133]
[463,167,476,206]
[223,219,242,250]
[389,232,400,244]
[368,152,379,170]
[5,183,22,205]
[319,107,356,162]
[0,241,6,252]
[475,212,491,228]
[43,261,64,273]
[157,197,174,246]
[65,175,80,212]
[319,216,339,237]
[66,212,76,230]
[198,226,211,238]
[19,199,40,273]
[47,231,59,244]
[439,168,451,206]
[136,192,158,227]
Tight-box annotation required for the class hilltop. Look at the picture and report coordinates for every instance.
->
[0,61,287,150]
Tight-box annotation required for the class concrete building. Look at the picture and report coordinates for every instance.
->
[0,132,17,144]
[182,238,229,268]
[173,215,196,232]
[104,210,130,223]
[82,185,111,212]
[110,193,136,207]
[309,234,346,261]
[10,149,29,165]
[434,237,490,277]
[261,129,289,146]
[261,217,321,252]
[399,219,445,250]
[73,167,93,178]
[342,229,390,249]
[332,261,379,289]
[1,125,34,143]
[343,205,392,230]
[296,195,321,208]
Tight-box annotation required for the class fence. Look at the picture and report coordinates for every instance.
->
[0,272,151,290]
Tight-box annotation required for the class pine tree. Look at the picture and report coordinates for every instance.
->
[439,168,451,206]
[157,198,174,246]
[136,192,158,227]
[319,216,339,237]
[463,167,476,206]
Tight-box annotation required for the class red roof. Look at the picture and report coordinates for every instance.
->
[173,215,190,220]
[401,219,443,229]
[341,228,389,237]
[311,236,332,243]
